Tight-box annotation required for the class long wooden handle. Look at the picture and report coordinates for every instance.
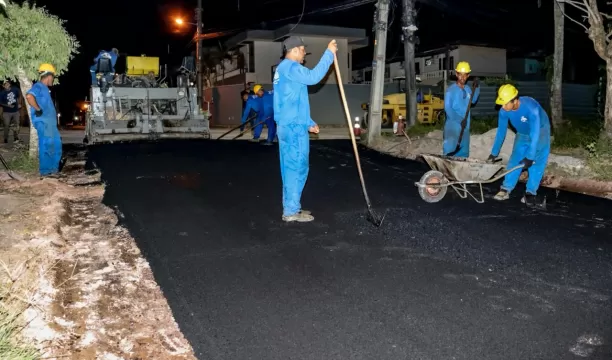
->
[333,55,373,206]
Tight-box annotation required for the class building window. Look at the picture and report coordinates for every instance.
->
[247,42,255,72]
[365,70,372,82]
[449,56,454,71]
[438,58,442,70]
[415,62,420,75]
[348,53,351,69]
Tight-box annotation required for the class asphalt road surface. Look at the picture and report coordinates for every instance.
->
[89,139,612,360]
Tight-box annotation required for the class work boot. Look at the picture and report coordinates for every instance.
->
[249,138,259,143]
[282,212,314,222]
[493,190,510,201]
[262,142,274,146]
[521,193,538,207]
[299,210,311,215]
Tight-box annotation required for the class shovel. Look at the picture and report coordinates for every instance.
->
[333,54,384,227]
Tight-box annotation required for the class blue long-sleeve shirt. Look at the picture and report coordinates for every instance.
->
[444,83,480,125]
[491,96,551,160]
[241,94,262,124]
[262,90,274,119]
[273,49,334,126]
[94,50,118,71]
[27,82,59,137]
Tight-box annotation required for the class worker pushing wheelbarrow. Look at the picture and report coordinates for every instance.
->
[414,154,523,204]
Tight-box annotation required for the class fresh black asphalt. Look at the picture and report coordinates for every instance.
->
[88,139,612,360]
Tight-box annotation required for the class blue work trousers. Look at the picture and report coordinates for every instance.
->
[253,116,265,139]
[443,121,470,157]
[89,65,113,86]
[34,122,62,176]
[501,131,550,195]
[265,116,277,144]
[277,123,310,216]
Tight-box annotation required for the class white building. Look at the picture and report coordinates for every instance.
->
[210,24,368,86]
[352,43,507,85]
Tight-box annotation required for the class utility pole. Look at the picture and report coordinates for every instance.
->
[401,0,418,127]
[196,0,203,108]
[367,0,390,145]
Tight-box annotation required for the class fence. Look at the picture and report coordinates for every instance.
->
[207,80,598,127]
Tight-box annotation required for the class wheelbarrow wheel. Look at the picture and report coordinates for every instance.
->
[418,170,448,203]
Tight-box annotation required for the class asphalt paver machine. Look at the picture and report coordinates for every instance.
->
[84,55,210,144]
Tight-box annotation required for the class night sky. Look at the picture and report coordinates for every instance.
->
[34,0,600,117]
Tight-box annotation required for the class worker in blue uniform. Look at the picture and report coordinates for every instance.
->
[90,48,119,85]
[261,88,277,145]
[487,84,551,206]
[273,36,337,222]
[443,61,480,157]
[240,87,262,141]
[25,64,63,177]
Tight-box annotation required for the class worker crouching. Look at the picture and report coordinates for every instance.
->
[488,84,550,206]
[443,61,480,157]
[260,87,277,145]
[25,64,62,177]
[240,88,262,141]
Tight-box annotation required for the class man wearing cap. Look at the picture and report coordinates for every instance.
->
[25,63,63,177]
[487,84,551,206]
[273,36,338,222]
[443,61,480,158]
[0,80,22,143]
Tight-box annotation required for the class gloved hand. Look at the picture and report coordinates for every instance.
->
[473,77,480,88]
[487,154,497,163]
[35,109,43,117]
[520,158,533,169]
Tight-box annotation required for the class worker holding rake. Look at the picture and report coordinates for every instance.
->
[273,36,337,222]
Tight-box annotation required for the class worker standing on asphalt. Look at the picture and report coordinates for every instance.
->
[1,80,22,144]
[89,48,119,86]
[261,88,277,146]
[487,84,551,206]
[443,61,480,157]
[25,64,62,177]
[239,86,263,141]
[273,36,337,222]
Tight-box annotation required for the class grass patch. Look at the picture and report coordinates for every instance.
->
[0,256,43,360]
[4,146,38,175]
[552,117,602,151]
[586,137,612,181]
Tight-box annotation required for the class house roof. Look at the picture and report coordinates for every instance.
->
[224,23,368,50]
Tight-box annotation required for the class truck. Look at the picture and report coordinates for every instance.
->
[84,54,210,144]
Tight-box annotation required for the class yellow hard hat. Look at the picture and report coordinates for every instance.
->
[455,61,471,74]
[253,84,263,93]
[496,84,519,105]
[38,63,56,75]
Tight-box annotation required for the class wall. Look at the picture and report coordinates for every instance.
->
[467,81,597,117]
[456,45,507,76]
[253,41,283,84]
[208,80,597,127]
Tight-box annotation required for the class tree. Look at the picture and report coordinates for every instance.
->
[551,1,565,129]
[0,1,79,158]
[556,0,612,137]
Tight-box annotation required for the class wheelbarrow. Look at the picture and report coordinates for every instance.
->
[414,154,523,203]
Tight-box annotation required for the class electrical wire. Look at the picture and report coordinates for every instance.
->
[288,0,306,31]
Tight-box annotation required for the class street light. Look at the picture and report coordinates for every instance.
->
[175,17,184,25]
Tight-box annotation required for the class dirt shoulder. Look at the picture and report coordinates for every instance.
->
[0,143,196,359]
[365,128,612,199]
